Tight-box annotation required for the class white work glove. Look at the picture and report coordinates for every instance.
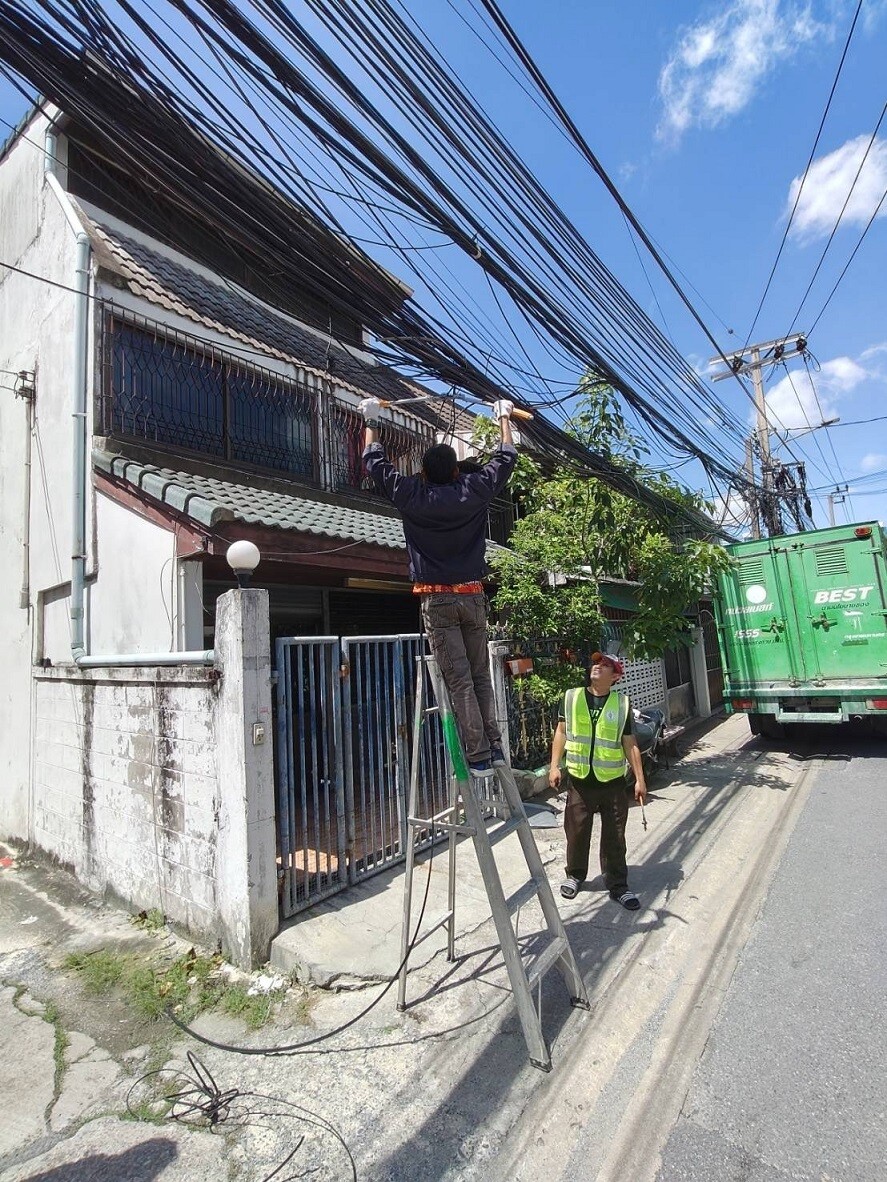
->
[492,399,514,420]
[357,397,382,422]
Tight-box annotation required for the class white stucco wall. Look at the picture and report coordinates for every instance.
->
[0,116,207,841]
[0,112,87,838]
[87,492,181,656]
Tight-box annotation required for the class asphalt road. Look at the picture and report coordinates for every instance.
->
[654,725,887,1182]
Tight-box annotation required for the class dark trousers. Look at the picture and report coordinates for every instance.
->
[420,593,501,763]
[564,776,629,893]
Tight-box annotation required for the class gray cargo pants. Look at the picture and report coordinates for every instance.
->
[420,592,502,763]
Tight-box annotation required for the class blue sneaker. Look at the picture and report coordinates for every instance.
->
[490,745,507,766]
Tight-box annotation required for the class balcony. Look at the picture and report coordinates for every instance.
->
[100,310,436,495]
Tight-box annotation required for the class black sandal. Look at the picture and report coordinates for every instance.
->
[610,890,640,910]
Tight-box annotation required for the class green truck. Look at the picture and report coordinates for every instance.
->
[713,521,887,737]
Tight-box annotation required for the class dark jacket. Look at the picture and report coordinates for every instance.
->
[362,441,517,583]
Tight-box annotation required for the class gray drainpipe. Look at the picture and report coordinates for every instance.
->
[44,123,213,668]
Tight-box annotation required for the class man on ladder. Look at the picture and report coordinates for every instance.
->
[359,396,517,776]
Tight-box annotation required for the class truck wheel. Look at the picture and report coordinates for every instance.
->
[748,712,784,739]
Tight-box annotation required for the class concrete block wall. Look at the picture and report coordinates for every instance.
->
[25,590,277,969]
[32,666,222,937]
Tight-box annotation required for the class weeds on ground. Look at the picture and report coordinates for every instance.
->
[131,908,166,932]
[43,1001,69,1096]
[122,1095,174,1125]
[63,946,301,1031]
[64,949,126,993]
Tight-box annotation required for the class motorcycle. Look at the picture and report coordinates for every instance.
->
[626,707,666,790]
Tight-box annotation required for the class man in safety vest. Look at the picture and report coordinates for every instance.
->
[548,651,647,909]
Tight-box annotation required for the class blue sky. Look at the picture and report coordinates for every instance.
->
[1,0,885,530]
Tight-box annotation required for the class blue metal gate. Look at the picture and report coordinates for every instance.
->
[275,634,450,917]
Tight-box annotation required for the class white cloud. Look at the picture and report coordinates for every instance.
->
[657,1,831,144]
[860,452,887,472]
[763,352,867,431]
[788,134,887,240]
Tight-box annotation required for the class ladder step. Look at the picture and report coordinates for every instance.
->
[482,801,512,821]
[407,815,476,835]
[504,878,541,915]
[527,936,568,990]
[487,816,523,846]
[409,910,455,951]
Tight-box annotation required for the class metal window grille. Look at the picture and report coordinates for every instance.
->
[328,401,435,493]
[103,311,319,480]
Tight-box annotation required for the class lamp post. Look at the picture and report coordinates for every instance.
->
[226,540,261,588]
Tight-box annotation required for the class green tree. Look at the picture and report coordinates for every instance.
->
[477,379,731,701]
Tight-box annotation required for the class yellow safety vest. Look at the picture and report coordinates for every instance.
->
[564,688,629,781]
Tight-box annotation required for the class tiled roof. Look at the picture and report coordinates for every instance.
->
[94,449,407,550]
[85,218,464,419]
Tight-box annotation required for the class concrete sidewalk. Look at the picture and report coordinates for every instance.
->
[1,709,775,1182]
[269,708,728,989]
[269,795,566,989]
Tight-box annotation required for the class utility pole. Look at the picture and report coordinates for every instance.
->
[745,434,761,540]
[827,485,849,526]
[709,333,808,538]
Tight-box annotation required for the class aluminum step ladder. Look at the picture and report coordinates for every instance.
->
[397,653,589,1071]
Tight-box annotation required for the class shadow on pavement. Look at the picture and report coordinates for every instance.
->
[370,748,780,1181]
[19,1139,177,1181]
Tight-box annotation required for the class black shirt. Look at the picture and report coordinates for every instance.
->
[362,441,517,584]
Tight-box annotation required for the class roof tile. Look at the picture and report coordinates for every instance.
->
[95,448,407,550]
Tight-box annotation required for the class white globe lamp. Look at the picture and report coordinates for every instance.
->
[226,540,261,588]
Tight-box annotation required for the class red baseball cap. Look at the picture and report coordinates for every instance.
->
[590,651,624,680]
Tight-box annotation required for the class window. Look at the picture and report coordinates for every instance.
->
[106,318,317,480]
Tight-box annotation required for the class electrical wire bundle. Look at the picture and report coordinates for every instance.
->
[0,0,757,529]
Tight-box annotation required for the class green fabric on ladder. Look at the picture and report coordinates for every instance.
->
[442,712,469,781]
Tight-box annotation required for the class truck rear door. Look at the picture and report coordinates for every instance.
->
[723,544,805,684]
[791,531,887,679]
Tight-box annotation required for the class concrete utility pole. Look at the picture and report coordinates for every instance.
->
[709,334,808,538]
[827,485,849,526]
[744,435,761,540]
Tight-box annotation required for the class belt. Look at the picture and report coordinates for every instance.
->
[412,581,484,595]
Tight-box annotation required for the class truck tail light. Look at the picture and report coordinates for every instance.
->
[855,526,872,538]
[868,698,887,710]
[731,698,755,711]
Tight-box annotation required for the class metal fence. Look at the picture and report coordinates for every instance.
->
[275,638,346,915]
[275,634,450,917]
[103,313,320,479]
[700,604,725,709]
